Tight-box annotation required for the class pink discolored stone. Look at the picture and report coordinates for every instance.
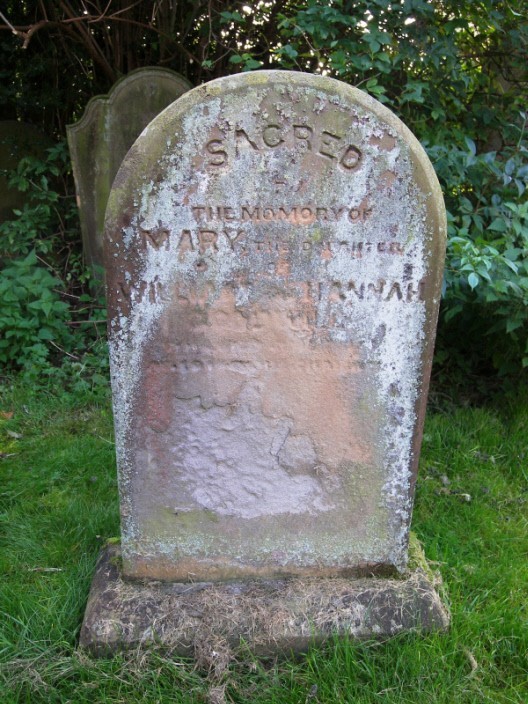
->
[104,71,446,582]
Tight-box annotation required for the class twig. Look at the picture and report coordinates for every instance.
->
[0,10,20,36]
[52,289,81,299]
[0,11,201,67]
[87,0,112,23]
[88,0,144,24]
[464,647,479,676]
[49,340,80,360]
[96,435,114,445]
[38,0,49,22]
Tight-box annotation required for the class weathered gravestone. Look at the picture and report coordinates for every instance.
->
[81,71,449,654]
[0,121,53,224]
[67,67,192,276]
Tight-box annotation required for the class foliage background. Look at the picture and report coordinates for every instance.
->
[0,6,527,701]
[0,0,527,388]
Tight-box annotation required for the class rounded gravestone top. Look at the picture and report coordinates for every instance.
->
[67,66,193,273]
[68,66,192,134]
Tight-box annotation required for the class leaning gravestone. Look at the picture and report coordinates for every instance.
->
[81,71,449,654]
[67,67,192,276]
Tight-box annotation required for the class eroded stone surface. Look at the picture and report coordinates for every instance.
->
[105,71,446,581]
[80,544,450,655]
[67,67,192,274]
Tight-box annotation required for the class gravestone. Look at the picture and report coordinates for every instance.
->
[67,67,192,276]
[0,121,53,224]
[81,71,449,654]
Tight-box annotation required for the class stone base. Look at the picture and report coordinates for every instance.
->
[79,545,449,656]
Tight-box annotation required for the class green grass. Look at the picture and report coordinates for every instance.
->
[0,381,527,703]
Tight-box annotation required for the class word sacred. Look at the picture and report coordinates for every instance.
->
[205,123,362,170]
[191,204,372,225]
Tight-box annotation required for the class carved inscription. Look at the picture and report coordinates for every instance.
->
[119,95,430,321]
[145,226,405,260]
[205,122,362,171]
[177,227,245,255]
[138,202,409,262]
[330,279,427,303]
[191,204,372,224]
[115,274,425,312]
[117,276,164,308]
[169,355,345,376]
[139,224,170,250]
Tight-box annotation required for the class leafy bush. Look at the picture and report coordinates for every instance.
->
[0,143,107,384]
[0,250,73,368]
[1,1,527,383]
[0,142,80,267]
[430,135,528,375]
[225,0,528,378]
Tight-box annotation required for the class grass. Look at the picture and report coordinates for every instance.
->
[0,380,527,703]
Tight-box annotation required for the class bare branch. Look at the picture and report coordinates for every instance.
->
[58,0,116,82]
[88,0,113,24]
[0,10,25,38]
[88,0,145,23]
[38,0,49,22]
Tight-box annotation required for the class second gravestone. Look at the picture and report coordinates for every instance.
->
[82,71,448,652]
[67,67,192,276]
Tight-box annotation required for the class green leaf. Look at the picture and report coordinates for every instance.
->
[282,44,298,60]
[465,137,476,156]
[504,259,519,273]
[24,250,38,266]
[220,11,243,22]
[488,218,507,232]
[505,158,515,176]
[506,318,523,334]
[38,327,55,340]
[242,59,263,71]
[468,273,479,289]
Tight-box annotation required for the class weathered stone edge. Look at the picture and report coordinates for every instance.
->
[79,545,450,657]
[66,67,192,134]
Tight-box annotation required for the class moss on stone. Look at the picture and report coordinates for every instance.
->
[407,531,436,581]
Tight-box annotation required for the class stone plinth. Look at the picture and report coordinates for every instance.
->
[80,544,449,655]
